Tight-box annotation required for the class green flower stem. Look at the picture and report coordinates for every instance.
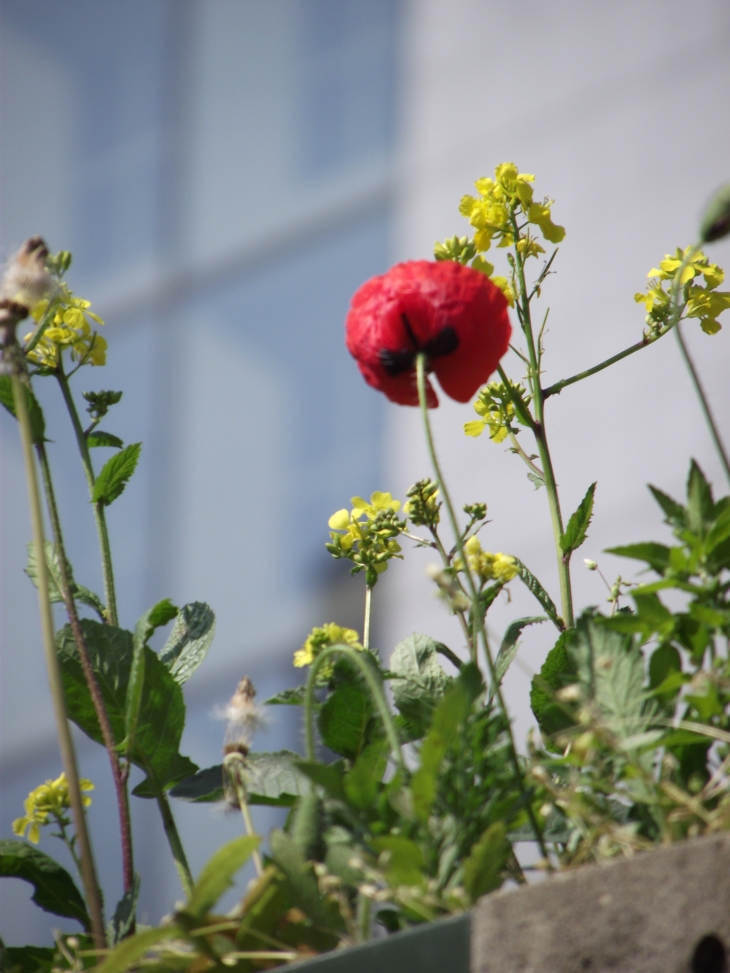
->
[415,354,551,864]
[55,366,118,626]
[356,893,372,943]
[10,371,106,947]
[363,584,373,650]
[149,776,194,898]
[223,753,264,877]
[36,440,135,895]
[304,645,405,769]
[542,334,659,399]
[674,321,730,487]
[507,233,574,628]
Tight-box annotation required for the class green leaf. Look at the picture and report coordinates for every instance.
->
[186,835,260,919]
[25,541,106,619]
[125,600,178,760]
[170,765,224,803]
[411,683,468,821]
[290,792,325,861]
[605,542,672,574]
[559,482,596,555]
[159,602,215,685]
[1,945,56,973]
[686,460,714,536]
[515,560,563,629]
[268,830,329,925]
[91,443,141,506]
[370,836,424,887]
[95,926,180,973]
[318,682,373,759]
[649,485,686,528]
[171,751,311,806]
[87,430,124,449]
[107,873,140,946]
[265,686,306,705]
[527,471,545,490]
[343,739,389,810]
[0,840,89,928]
[530,630,577,739]
[295,761,346,801]
[463,822,508,902]
[0,376,45,444]
[494,616,547,689]
[57,620,197,794]
[389,633,452,738]
[649,644,682,697]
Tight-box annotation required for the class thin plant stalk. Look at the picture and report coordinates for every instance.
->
[55,364,118,626]
[223,754,264,877]
[11,372,106,947]
[508,227,574,628]
[151,781,194,898]
[543,334,663,399]
[363,583,373,650]
[415,354,551,864]
[304,644,405,769]
[36,440,135,894]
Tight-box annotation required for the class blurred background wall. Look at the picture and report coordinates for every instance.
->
[2,0,730,946]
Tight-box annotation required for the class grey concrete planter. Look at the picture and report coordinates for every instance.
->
[292,832,730,973]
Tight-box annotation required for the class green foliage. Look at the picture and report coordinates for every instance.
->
[494,616,547,688]
[91,443,141,506]
[530,630,577,739]
[185,836,260,919]
[107,875,140,946]
[0,377,45,444]
[0,840,89,928]
[25,541,106,619]
[389,633,452,738]
[559,482,596,556]
[0,944,56,973]
[57,620,197,794]
[515,559,563,629]
[159,602,215,685]
[87,430,124,449]
[462,822,508,902]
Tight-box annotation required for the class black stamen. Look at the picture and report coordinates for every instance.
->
[380,348,416,376]
[423,326,459,359]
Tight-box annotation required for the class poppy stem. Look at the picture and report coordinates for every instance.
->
[415,354,551,864]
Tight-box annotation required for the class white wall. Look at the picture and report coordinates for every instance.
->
[384,0,730,743]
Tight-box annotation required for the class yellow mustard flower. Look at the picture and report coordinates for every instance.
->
[326,492,404,585]
[294,623,363,670]
[458,536,518,585]
[465,381,529,442]
[636,247,730,336]
[24,285,106,369]
[12,773,94,844]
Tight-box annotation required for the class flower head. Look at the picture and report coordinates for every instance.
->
[294,623,363,674]
[464,380,530,442]
[345,260,511,407]
[326,491,404,585]
[457,536,518,585]
[25,284,106,369]
[12,772,93,844]
[636,247,730,337]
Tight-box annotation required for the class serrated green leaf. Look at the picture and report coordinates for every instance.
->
[159,602,214,685]
[126,600,179,758]
[57,620,197,793]
[343,739,389,809]
[107,873,140,946]
[95,925,180,973]
[264,686,306,705]
[25,541,105,620]
[530,630,577,740]
[515,560,563,629]
[0,840,89,928]
[389,633,452,738]
[87,430,124,449]
[463,822,508,902]
[318,681,373,759]
[605,542,672,574]
[0,376,45,444]
[493,616,547,692]
[686,460,714,536]
[412,683,468,821]
[91,443,141,506]
[559,482,596,555]
[186,835,260,918]
[649,485,686,528]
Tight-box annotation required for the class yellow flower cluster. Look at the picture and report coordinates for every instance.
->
[326,492,404,584]
[25,286,106,368]
[464,381,529,442]
[459,536,518,585]
[459,162,565,254]
[12,772,94,844]
[635,247,730,336]
[294,623,363,670]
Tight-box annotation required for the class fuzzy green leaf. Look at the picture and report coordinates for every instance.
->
[530,630,577,740]
[265,686,306,705]
[186,835,260,919]
[318,682,373,759]
[493,616,547,690]
[95,926,180,973]
[0,840,89,929]
[515,560,563,629]
[91,443,141,506]
[159,602,215,685]
[107,874,140,946]
[559,482,596,555]
[87,430,124,449]
[25,541,105,619]
[686,460,714,536]
[389,633,452,738]
[605,542,672,575]
[411,683,468,821]
[463,822,508,902]
[126,600,178,759]
[649,485,686,528]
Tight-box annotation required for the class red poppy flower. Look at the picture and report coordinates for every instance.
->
[345,260,511,407]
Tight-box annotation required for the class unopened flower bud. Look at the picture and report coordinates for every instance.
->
[584,559,598,571]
